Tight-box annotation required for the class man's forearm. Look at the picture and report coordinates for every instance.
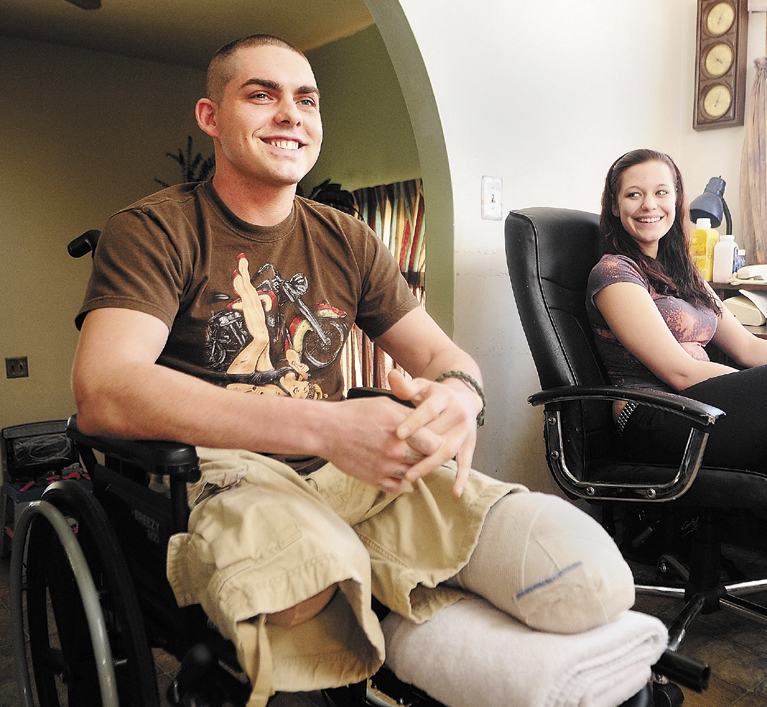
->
[74,356,335,456]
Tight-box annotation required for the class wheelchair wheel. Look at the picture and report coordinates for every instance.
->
[13,480,160,707]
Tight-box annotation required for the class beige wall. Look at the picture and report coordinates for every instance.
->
[0,29,420,433]
[0,37,206,431]
[376,0,767,492]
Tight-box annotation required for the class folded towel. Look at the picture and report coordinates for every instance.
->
[382,597,668,707]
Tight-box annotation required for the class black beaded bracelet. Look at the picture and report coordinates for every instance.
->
[435,370,486,427]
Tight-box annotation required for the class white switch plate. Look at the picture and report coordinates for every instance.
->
[481,176,503,221]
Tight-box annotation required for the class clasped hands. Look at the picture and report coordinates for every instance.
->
[371,369,481,497]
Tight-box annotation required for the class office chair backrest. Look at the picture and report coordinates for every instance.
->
[505,207,607,389]
[505,207,621,480]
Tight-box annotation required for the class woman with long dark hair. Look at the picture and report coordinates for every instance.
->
[587,148,767,470]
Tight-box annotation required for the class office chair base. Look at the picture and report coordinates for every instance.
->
[637,581,767,655]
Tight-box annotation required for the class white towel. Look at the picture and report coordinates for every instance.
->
[382,597,668,707]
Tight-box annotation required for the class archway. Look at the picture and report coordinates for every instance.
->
[365,0,455,334]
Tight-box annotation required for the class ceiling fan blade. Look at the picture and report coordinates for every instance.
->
[64,0,102,9]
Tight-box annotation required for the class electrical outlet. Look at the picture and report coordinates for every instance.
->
[6,357,29,379]
[481,176,503,221]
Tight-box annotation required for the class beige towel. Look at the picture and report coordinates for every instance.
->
[382,597,667,707]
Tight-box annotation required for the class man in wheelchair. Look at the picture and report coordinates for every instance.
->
[71,34,636,705]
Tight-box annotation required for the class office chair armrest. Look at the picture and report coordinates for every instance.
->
[66,415,200,480]
[528,385,724,428]
[526,386,724,503]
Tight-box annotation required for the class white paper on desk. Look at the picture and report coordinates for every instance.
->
[738,289,767,317]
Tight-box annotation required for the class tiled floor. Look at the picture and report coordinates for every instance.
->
[3,517,767,707]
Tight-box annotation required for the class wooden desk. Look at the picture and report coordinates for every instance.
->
[712,281,767,339]
[711,281,767,294]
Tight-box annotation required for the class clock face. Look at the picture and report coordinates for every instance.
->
[703,84,732,118]
[704,42,734,77]
[694,0,746,130]
[706,1,735,35]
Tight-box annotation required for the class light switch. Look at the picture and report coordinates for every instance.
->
[481,176,503,221]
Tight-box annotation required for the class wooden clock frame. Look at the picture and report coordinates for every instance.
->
[693,0,749,130]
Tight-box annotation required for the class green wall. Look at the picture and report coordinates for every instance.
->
[303,24,421,194]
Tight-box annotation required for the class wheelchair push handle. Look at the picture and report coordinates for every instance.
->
[67,229,101,258]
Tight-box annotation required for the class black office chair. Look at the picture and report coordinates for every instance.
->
[505,206,767,654]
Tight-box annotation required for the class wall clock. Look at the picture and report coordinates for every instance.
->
[693,0,749,130]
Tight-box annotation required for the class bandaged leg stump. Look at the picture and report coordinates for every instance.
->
[451,492,636,634]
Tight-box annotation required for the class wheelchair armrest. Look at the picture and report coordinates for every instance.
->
[526,386,724,503]
[346,386,416,408]
[66,415,199,479]
[528,385,724,428]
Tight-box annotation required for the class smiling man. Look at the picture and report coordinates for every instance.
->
[198,37,323,225]
[72,34,634,706]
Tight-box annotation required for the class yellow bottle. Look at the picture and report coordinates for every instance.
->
[690,218,719,280]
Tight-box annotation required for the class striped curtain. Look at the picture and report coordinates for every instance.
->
[740,56,767,264]
[341,178,426,391]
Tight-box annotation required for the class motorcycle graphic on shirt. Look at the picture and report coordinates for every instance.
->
[205,255,348,399]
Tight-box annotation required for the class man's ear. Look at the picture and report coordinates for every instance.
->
[196,98,219,139]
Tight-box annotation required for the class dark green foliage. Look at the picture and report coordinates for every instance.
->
[155,135,216,188]
[299,178,358,216]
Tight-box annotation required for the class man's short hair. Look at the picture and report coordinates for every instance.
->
[206,34,308,103]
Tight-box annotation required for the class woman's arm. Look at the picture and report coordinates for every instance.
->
[709,297,767,368]
[595,282,737,391]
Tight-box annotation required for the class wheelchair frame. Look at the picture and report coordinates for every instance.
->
[9,417,455,707]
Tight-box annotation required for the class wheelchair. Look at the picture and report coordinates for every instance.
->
[11,419,455,707]
[7,231,706,707]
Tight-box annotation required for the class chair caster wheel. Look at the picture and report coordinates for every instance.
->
[653,682,684,707]
[167,683,218,707]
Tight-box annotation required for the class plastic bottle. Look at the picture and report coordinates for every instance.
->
[704,231,719,281]
[713,234,737,283]
[690,218,719,280]
[735,247,746,273]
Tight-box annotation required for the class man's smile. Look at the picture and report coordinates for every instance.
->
[262,138,302,150]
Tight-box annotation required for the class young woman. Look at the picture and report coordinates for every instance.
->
[587,148,767,471]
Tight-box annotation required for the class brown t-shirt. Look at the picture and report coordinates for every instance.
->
[77,181,418,410]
